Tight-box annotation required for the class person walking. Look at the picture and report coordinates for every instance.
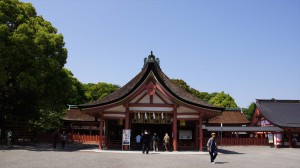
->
[142,130,151,154]
[152,133,159,152]
[163,133,170,151]
[135,133,142,149]
[207,132,218,164]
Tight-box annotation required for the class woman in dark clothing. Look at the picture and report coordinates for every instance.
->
[142,130,151,154]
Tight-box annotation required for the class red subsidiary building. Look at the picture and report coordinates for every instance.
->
[251,99,300,148]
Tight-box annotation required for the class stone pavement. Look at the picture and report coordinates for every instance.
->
[0,144,299,168]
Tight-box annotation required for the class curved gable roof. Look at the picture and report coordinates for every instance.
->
[78,54,224,112]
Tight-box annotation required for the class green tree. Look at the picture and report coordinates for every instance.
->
[171,79,218,102]
[208,91,238,108]
[28,69,87,133]
[63,69,87,105]
[242,102,256,121]
[84,82,120,101]
[0,0,70,131]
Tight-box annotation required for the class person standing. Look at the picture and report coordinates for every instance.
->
[135,133,142,149]
[7,129,12,146]
[163,133,170,151]
[152,133,159,152]
[52,129,59,150]
[142,130,151,154]
[61,131,67,148]
[207,132,218,164]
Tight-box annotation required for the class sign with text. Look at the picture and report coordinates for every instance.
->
[122,129,131,145]
[268,134,274,143]
[179,130,192,140]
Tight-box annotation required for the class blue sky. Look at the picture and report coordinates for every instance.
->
[23,0,300,108]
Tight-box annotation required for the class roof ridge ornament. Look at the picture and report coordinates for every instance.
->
[143,51,161,70]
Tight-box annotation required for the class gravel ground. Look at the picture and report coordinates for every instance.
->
[0,144,299,168]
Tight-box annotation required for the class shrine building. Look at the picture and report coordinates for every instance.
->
[64,52,298,150]
[71,52,224,151]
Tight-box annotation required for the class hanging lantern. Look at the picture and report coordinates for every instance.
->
[138,112,141,119]
[161,112,164,119]
[153,112,155,119]
[145,113,147,119]
[117,119,123,126]
[180,120,186,126]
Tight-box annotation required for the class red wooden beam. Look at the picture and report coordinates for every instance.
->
[99,112,103,150]
[177,116,199,121]
[173,105,178,151]
[129,111,173,114]
[125,103,130,150]
[103,116,125,119]
[199,113,203,151]
[177,113,200,115]
[128,103,173,107]
[103,111,125,115]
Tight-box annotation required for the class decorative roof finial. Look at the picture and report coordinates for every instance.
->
[142,51,161,70]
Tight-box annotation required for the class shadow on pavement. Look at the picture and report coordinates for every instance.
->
[215,162,229,164]
[0,142,98,152]
[218,148,244,154]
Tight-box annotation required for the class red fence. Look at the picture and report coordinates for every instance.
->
[69,134,104,144]
[67,135,269,147]
[203,137,269,146]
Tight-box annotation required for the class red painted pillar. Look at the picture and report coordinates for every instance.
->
[125,104,130,129]
[173,105,178,151]
[125,103,130,150]
[199,113,203,151]
[99,112,103,150]
[195,121,198,147]
[289,130,292,148]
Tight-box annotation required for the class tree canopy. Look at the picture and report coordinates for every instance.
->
[208,91,238,108]
[83,82,120,102]
[242,102,256,121]
[171,79,239,108]
[171,79,217,102]
[0,0,74,131]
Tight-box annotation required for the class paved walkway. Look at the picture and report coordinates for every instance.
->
[0,144,299,168]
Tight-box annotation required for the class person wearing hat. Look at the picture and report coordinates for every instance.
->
[207,132,218,164]
[142,130,151,154]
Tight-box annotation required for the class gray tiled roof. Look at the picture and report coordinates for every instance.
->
[256,99,300,128]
